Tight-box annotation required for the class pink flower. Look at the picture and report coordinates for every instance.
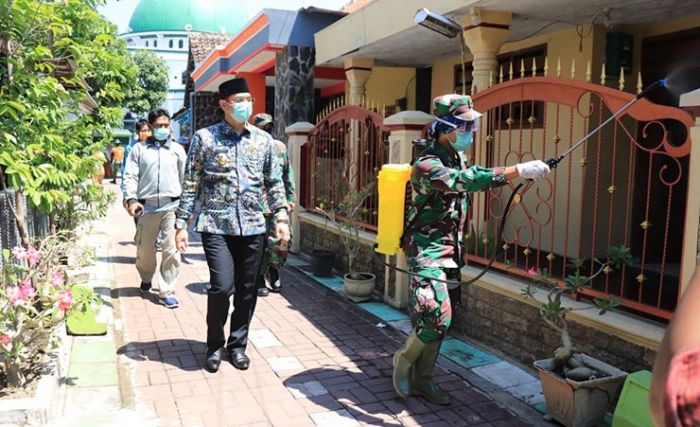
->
[11,246,27,260]
[50,270,64,287]
[25,246,40,266]
[19,282,36,300]
[5,286,24,306]
[526,267,538,277]
[0,334,11,346]
[56,290,73,312]
[0,334,12,350]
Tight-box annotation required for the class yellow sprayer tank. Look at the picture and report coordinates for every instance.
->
[375,163,413,255]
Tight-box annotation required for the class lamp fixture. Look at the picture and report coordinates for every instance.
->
[414,8,461,39]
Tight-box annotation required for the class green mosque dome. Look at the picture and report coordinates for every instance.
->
[129,0,249,34]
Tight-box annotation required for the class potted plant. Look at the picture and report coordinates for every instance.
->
[522,246,632,427]
[317,183,376,302]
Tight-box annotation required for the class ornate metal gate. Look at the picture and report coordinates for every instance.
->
[300,105,389,231]
[467,75,694,319]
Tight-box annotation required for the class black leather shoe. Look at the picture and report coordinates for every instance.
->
[230,349,250,370]
[269,269,281,293]
[204,348,225,373]
[257,287,270,297]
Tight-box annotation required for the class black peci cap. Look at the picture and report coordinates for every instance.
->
[218,77,250,99]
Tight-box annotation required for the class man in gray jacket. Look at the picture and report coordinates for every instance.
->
[123,108,186,308]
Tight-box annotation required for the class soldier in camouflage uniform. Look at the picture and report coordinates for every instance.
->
[252,113,297,297]
[392,94,551,404]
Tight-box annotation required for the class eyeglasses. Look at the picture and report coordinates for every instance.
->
[455,121,475,132]
[230,96,255,104]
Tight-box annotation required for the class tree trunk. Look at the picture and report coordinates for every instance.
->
[13,190,30,247]
[4,359,25,388]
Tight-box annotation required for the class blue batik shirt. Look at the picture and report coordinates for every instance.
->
[175,121,289,235]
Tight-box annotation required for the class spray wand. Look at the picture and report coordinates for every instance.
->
[545,79,666,169]
[373,79,668,288]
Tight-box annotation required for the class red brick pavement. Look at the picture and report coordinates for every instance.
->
[106,201,544,427]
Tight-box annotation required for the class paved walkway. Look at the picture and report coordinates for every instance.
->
[98,191,547,427]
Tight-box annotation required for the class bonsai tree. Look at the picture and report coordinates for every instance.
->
[316,182,375,279]
[521,246,632,380]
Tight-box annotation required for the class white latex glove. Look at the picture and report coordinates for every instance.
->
[516,160,551,180]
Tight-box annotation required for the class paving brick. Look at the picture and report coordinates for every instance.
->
[102,202,541,427]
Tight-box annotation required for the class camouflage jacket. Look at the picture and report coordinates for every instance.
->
[261,139,296,215]
[404,144,507,269]
[175,121,289,235]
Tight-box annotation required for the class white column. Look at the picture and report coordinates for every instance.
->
[344,58,374,105]
[285,121,315,254]
[462,10,512,93]
[381,111,434,309]
[680,89,700,293]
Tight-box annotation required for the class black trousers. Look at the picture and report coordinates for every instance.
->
[201,233,264,352]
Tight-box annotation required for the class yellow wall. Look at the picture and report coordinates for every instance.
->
[354,66,416,112]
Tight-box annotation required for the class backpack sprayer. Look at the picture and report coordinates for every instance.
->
[373,79,667,288]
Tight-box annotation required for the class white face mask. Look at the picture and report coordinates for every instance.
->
[153,127,169,141]
[231,101,253,123]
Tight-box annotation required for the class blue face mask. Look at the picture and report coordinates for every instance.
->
[450,130,473,152]
[153,127,169,141]
[232,101,252,123]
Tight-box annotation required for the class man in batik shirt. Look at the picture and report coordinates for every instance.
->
[393,94,550,404]
[175,78,289,373]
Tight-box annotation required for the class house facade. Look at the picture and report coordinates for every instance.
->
[288,0,700,372]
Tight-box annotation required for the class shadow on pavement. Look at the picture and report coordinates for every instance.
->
[111,286,166,307]
[185,282,209,295]
[99,255,136,265]
[117,338,206,372]
[282,366,413,426]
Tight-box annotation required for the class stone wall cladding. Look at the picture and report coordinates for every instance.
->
[193,92,223,131]
[451,283,657,372]
[300,219,656,372]
[274,46,315,143]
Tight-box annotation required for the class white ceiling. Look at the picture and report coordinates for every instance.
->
[323,0,700,67]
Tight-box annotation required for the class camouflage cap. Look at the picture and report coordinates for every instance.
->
[253,113,273,127]
[432,94,475,117]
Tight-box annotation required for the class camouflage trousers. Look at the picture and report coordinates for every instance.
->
[410,267,460,343]
[259,214,290,275]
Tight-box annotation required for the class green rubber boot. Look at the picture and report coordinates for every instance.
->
[411,340,452,405]
[392,332,426,398]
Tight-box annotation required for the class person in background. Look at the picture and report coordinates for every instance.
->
[251,113,296,297]
[174,78,290,373]
[650,266,700,426]
[103,142,113,182]
[121,120,151,228]
[111,142,125,184]
[122,120,151,180]
[123,108,186,309]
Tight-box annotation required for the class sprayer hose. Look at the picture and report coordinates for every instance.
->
[372,182,524,289]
